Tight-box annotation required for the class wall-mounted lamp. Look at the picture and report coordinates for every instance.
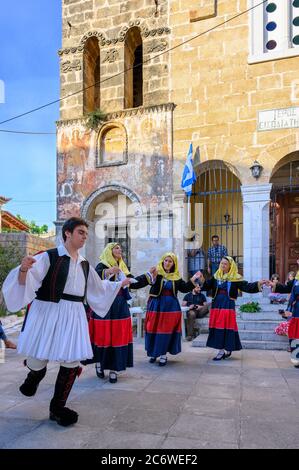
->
[250,160,263,179]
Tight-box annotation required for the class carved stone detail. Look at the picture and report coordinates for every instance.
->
[58,23,171,56]
[147,40,168,54]
[56,103,176,128]
[103,49,119,63]
[81,185,142,219]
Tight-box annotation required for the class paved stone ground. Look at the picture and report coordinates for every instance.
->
[1,332,299,449]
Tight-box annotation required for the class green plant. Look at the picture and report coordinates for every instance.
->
[85,108,106,130]
[239,301,261,313]
[15,215,48,234]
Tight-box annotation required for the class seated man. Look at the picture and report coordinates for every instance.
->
[182,284,209,341]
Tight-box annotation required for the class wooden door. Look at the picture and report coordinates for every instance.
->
[276,193,299,281]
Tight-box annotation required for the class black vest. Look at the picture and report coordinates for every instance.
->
[35,248,89,303]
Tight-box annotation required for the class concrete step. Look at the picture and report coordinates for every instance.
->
[238,320,283,331]
[236,299,288,311]
[195,318,283,331]
[238,311,284,321]
[192,334,289,351]
[238,330,287,342]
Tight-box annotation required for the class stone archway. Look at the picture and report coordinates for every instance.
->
[192,159,243,272]
[81,185,142,267]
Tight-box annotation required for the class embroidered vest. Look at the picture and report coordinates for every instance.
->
[35,248,89,303]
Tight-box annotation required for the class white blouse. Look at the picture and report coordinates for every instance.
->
[2,245,122,318]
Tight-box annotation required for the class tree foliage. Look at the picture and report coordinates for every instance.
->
[16,215,48,234]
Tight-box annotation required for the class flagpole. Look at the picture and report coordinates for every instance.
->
[187,195,191,229]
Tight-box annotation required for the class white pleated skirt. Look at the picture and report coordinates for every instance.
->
[17,299,93,363]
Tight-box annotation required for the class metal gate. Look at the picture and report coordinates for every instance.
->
[192,160,243,273]
[107,224,131,270]
[270,159,299,277]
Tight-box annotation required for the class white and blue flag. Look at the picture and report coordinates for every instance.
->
[181,143,197,197]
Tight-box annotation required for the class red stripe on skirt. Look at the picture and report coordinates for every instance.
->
[89,317,133,348]
[145,311,182,334]
[288,317,299,340]
[209,308,238,331]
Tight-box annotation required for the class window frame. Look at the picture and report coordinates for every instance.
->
[96,122,128,168]
[248,0,299,64]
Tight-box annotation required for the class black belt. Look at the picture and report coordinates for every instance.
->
[61,294,84,302]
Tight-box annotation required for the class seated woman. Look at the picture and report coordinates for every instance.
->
[268,274,288,304]
[144,252,201,366]
[198,256,264,361]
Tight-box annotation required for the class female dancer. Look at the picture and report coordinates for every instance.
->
[198,256,263,361]
[145,252,201,366]
[86,243,154,383]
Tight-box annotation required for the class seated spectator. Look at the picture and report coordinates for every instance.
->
[269,274,288,304]
[182,284,209,341]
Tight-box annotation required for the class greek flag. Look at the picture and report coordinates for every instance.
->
[181,143,197,196]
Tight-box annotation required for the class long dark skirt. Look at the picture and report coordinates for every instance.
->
[85,290,133,372]
[145,289,182,358]
[207,290,242,351]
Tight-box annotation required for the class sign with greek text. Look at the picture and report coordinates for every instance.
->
[258,107,299,131]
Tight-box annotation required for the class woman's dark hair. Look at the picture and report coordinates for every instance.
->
[211,235,219,240]
[62,217,89,241]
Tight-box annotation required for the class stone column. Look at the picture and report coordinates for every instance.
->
[172,192,187,278]
[54,220,64,246]
[241,184,272,283]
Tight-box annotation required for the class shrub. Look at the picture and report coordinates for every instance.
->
[85,109,106,130]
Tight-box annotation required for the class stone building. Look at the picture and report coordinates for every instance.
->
[56,0,299,286]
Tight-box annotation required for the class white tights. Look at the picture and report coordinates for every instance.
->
[26,356,80,371]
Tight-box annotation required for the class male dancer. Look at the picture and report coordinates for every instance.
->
[3,217,130,426]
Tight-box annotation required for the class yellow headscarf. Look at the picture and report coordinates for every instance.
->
[296,271,299,281]
[214,256,243,282]
[157,252,181,281]
[99,242,130,276]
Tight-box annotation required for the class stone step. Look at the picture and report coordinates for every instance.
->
[192,334,289,351]
[238,312,284,321]
[195,318,284,331]
[238,320,283,331]
[238,330,287,342]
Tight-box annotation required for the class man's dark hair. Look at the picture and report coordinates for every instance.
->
[211,235,219,240]
[62,217,89,242]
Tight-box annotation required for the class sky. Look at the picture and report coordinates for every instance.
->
[0,0,62,229]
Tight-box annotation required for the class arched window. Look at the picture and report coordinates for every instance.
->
[124,27,143,109]
[97,124,127,167]
[83,37,101,113]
